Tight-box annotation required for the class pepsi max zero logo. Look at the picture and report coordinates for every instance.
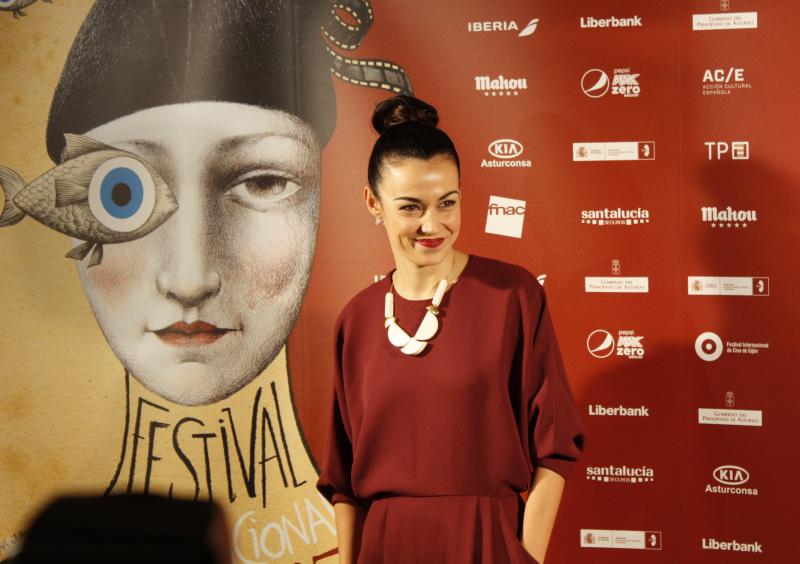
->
[587,329,644,360]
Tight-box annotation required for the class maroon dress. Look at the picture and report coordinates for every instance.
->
[317,255,585,563]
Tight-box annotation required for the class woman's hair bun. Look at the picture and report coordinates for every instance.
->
[371,95,439,134]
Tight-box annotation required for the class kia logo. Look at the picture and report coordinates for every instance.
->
[488,139,523,159]
[713,465,749,486]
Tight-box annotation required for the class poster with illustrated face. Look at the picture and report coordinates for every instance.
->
[0,1,411,561]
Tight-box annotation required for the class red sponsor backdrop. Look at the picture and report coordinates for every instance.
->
[291,0,800,561]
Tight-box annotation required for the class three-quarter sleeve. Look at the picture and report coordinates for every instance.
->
[522,283,585,480]
[316,314,360,507]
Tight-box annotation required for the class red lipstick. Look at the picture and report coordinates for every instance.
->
[154,321,232,345]
[416,238,444,248]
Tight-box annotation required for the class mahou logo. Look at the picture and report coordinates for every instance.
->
[701,206,756,228]
[475,74,528,96]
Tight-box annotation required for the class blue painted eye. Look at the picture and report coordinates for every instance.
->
[0,0,18,8]
[89,157,156,232]
[99,166,144,219]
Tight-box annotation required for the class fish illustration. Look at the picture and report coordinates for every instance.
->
[0,134,178,267]
[0,0,51,19]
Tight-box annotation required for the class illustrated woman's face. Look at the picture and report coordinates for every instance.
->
[370,155,461,267]
[76,102,321,405]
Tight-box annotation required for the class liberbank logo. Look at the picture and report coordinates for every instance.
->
[485,195,526,238]
[581,208,650,226]
[482,139,532,168]
[588,404,650,417]
[580,16,642,29]
[586,465,654,484]
[467,18,539,37]
[475,74,528,96]
[702,538,762,553]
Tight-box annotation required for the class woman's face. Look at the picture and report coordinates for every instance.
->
[370,155,461,268]
[76,102,321,405]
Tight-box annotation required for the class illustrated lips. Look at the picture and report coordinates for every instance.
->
[154,321,233,345]
[416,238,444,247]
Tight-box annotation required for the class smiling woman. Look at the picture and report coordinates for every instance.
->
[317,96,585,564]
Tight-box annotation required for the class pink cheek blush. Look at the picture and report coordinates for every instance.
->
[239,244,297,309]
[85,246,145,303]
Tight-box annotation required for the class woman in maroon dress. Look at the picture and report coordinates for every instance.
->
[317,96,585,563]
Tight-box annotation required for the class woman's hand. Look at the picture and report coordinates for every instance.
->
[334,501,367,564]
[521,466,566,563]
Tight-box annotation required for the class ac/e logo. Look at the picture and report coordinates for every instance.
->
[703,68,744,83]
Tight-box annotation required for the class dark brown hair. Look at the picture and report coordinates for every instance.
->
[367,95,460,195]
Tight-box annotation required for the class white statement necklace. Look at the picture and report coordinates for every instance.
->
[384,260,455,356]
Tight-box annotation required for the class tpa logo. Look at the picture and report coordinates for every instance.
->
[705,141,749,160]
[488,139,523,159]
[713,465,749,486]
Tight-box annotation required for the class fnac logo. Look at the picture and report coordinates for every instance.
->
[488,139,523,159]
[713,465,749,486]
[488,202,525,215]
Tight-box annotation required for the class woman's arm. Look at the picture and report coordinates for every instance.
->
[521,466,566,563]
[334,501,367,564]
